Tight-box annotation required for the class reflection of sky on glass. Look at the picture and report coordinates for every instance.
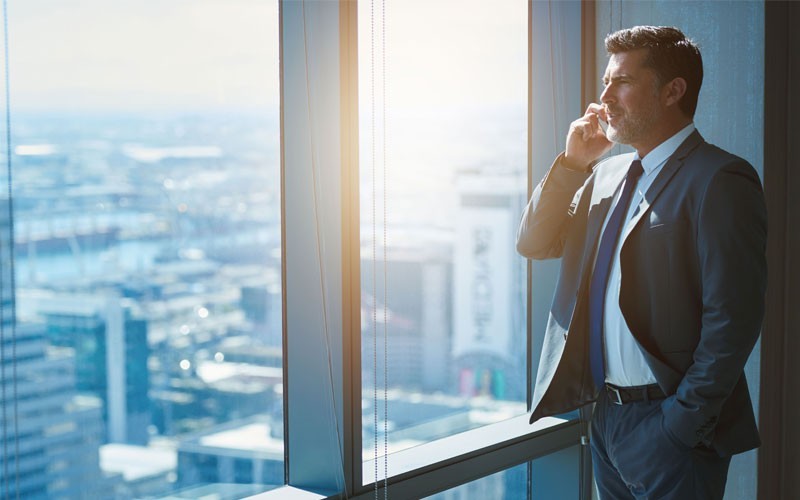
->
[9,0,279,111]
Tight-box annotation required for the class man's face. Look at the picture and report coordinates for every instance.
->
[600,49,663,146]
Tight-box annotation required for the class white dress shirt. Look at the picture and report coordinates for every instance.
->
[601,123,696,387]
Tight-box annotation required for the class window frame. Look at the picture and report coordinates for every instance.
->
[265,1,589,499]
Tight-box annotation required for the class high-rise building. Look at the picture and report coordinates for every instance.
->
[0,323,118,499]
[28,293,151,445]
[240,270,282,348]
[1,176,118,497]
[361,243,451,393]
[452,169,527,400]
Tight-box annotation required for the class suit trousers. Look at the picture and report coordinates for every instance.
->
[590,389,731,499]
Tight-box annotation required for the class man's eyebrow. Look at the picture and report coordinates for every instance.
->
[603,74,635,83]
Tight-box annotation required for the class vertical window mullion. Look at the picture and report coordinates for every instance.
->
[340,0,363,494]
[280,0,349,495]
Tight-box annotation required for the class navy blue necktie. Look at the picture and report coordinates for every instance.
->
[588,159,644,390]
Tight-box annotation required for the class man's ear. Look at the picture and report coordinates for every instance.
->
[663,77,687,108]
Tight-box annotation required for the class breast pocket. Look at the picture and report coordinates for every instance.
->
[645,221,677,235]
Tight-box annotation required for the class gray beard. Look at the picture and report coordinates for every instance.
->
[606,124,634,144]
[607,114,653,145]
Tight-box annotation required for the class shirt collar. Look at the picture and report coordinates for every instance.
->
[634,123,696,176]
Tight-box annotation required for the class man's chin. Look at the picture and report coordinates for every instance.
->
[607,126,632,145]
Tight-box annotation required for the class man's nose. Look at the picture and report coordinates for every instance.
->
[600,85,613,104]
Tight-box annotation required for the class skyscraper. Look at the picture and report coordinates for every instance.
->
[35,294,151,445]
[0,323,118,498]
[452,169,527,400]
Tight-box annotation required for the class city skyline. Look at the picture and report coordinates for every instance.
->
[1,1,530,495]
[2,107,530,497]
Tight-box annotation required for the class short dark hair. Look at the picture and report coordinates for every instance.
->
[605,26,703,117]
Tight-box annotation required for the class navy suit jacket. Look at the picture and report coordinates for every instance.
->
[516,131,767,456]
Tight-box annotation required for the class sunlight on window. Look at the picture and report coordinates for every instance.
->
[358,0,528,464]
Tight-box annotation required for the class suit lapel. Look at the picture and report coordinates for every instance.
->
[580,131,704,276]
[578,155,632,281]
[623,131,705,241]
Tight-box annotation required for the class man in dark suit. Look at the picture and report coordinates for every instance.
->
[516,26,766,499]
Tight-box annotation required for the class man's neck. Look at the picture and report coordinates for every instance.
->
[633,117,693,158]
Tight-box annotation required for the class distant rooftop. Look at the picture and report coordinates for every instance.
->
[122,145,223,163]
[179,418,284,460]
[100,443,177,482]
[199,422,283,455]
[196,360,282,385]
[15,144,58,156]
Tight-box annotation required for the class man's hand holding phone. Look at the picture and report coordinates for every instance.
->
[563,103,614,171]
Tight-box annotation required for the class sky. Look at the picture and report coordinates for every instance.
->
[5,0,528,219]
[354,0,527,208]
[6,0,280,112]
[357,0,526,110]
[5,0,526,114]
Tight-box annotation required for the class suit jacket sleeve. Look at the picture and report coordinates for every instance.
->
[516,153,592,260]
[661,160,767,449]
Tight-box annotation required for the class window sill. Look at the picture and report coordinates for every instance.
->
[247,414,580,499]
[362,414,570,483]
[245,485,328,500]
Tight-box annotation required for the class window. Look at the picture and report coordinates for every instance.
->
[1,1,282,497]
[278,1,582,498]
[1,1,630,499]
[357,0,529,463]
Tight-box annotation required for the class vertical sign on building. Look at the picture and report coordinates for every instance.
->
[453,175,514,362]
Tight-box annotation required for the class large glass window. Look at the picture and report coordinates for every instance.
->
[2,1,282,497]
[357,0,528,466]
